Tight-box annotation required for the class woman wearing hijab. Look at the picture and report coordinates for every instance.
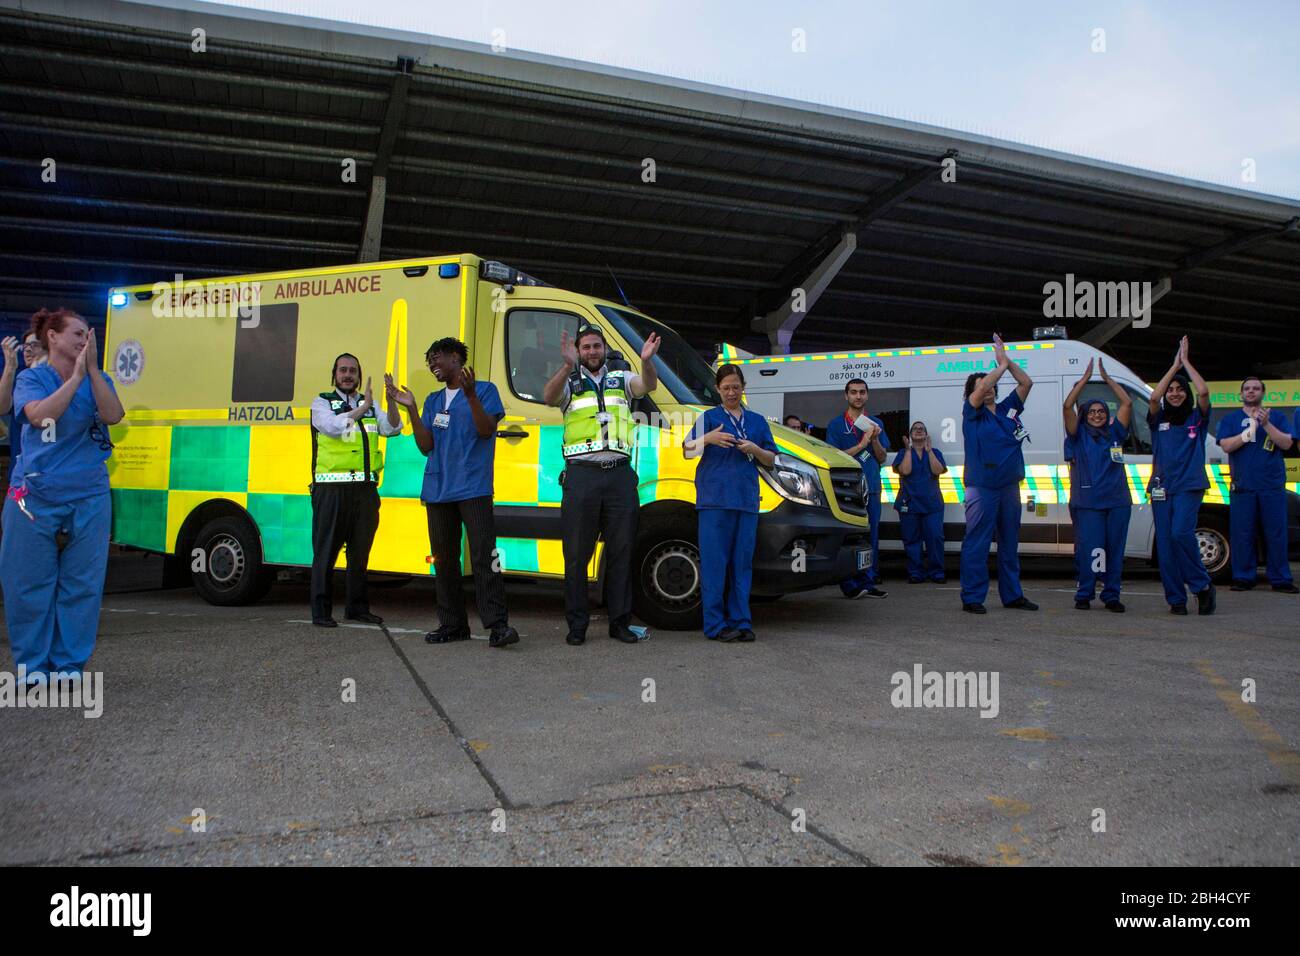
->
[683,364,777,642]
[1148,335,1215,615]
[1063,358,1133,611]
[892,421,948,583]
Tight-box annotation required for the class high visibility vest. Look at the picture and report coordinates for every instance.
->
[562,368,634,459]
[311,391,384,483]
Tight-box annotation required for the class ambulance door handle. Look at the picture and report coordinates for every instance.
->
[497,426,530,440]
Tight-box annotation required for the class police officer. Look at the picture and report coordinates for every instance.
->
[309,353,401,627]
[387,338,520,647]
[826,379,889,598]
[1148,336,1215,615]
[959,333,1037,614]
[542,323,659,645]
[1216,375,1297,594]
[1063,358,1133,611]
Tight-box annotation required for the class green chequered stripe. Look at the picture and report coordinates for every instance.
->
[634,424,660,505]
[495,537,541,574]
[248,493,314,566]
[111,487,167,552]
[538,424,566,504]
[170,425,249,492]
[378,433,425,499]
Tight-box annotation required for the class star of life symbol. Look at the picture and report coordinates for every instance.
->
[115,339,144,385]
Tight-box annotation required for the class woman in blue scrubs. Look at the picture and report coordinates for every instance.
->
[1147,335,1215,615]
[683,364,777,642]
[959,334,1037,614]
[1063,358,1133,612]
[1,309,123,685]
[892,421,947,584]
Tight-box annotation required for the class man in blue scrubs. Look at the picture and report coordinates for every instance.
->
[1148,336,1215,614]
[826,378,889,598]
[1063,358,1134,611]
[1,310,123,685]
[891,421,947,584]
[684,365,777,641]
[959,333,1037,614]
[1216,376,1296,593]
[390,337,518,648]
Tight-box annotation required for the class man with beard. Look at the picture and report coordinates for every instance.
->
[826,378,889,598]
[542,322,659,646]
[309,352,401,627]
[1215,375,1297,594]
[388,337,519,648]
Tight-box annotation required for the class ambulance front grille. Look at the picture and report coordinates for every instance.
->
[829,468,868,517]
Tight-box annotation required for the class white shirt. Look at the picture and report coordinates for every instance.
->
[310,390,402,439]
[441,388,460,409]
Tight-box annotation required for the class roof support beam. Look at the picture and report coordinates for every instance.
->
[1081,216,1300,347]
[742,151,954,351]
[359,58,414,263]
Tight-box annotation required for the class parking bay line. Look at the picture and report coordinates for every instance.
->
[1194,659,1300,785]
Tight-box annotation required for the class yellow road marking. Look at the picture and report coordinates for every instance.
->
[1195,659,1300,784]
[999,727,1059,741]
[987,795,1032,816]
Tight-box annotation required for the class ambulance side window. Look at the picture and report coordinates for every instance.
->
[232,302,298,403]
[506,308,580,404]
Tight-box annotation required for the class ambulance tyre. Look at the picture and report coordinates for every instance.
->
[632,513,703,630]
[192,516,274,606]
[1195,510,1231,584]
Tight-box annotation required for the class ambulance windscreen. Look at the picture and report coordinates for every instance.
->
[597,306,721,406]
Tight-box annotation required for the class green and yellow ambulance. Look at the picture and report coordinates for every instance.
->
[103,254,869,629]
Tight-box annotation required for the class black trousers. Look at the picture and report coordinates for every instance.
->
[310,482,379,620]
[425,496,508,630]
[560,461,638,633]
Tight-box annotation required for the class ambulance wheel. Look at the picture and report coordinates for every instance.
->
[632,515,703,630]
[1195,511,1231,583]
[192,516,274,606]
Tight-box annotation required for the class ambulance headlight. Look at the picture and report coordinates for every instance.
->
[760,454,824,507]
[109,291,128,307]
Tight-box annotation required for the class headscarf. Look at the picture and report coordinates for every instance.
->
[1162,371,1194,425]
[1077,398,1110,440]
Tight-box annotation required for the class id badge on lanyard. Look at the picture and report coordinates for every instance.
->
[728,411,752,461]
[1109,445,1125,464]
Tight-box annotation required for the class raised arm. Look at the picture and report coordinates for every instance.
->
[0,337,17,416]
[1148,340,1184,418]
[1062,357,1094,437]
[83,331,125,425]
[542,331,577,407]
[997,334,1033,403]
[1178,337,1210,417]
[1098,358,1131,429]
[627,333,660,399]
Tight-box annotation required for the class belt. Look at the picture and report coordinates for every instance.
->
[567,456,630,470]
[313,471,379,483]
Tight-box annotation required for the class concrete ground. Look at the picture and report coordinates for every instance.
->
[1,552,1297,866]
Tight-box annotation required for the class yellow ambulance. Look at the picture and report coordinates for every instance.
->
[103,254,870,629]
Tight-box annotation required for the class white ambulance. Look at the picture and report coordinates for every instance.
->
[724,329,1297,581]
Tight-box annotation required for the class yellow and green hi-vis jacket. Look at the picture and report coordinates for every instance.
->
[562,368,635,458]
[312,391,384,483]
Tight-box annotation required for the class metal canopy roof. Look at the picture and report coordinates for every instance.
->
[2,0,1297,378]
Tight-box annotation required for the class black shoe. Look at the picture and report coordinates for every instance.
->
[1005,597,1039,611]
[566,630,586,646]
[1170,604,1188,615]
[1074,599,1090,610]
[488,625,519,648]
[1272,583,1299,594]
[908,577,924,584]
[1229,581,1254,592]
[1196,584,1216,615]
[736,629,756,643]
[862,586,888,598]
[712,627,741,642]
[609,622,642,643]
[346,612,384,625]
[1105,600,1126,613]
[962,602,987,614]
[425,624,471,644]
[313,617,338,628]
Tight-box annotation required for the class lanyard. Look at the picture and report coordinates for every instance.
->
[724,408,747,442]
